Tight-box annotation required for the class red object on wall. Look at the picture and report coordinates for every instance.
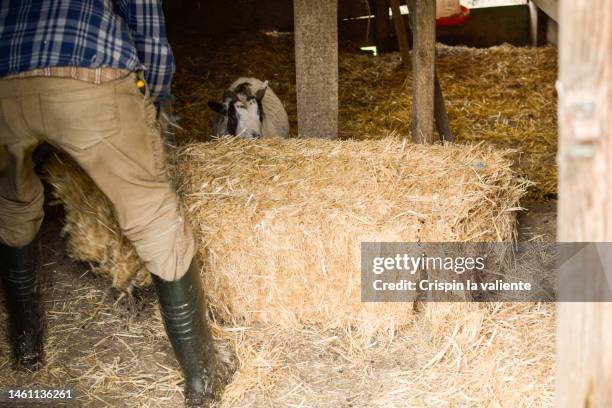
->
[436,6,470,27]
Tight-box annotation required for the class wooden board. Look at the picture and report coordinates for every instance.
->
[375,0,393,52]
[390,0,410,63]
[557,0,612,406]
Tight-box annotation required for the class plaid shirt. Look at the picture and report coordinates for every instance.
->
[0,0,175,104]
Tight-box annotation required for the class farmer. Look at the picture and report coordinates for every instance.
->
[0,1,230,406]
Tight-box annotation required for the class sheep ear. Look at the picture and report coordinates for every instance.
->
[208,101,227,114]
[222,90,238,102]
[234,82,253,97]
[255,81,269,101]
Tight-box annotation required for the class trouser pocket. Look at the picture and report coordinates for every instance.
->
[41,90,120,150]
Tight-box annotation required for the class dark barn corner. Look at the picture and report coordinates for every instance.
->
[163,1,534,47]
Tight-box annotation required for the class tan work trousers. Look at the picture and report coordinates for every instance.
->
[0,73,194,281]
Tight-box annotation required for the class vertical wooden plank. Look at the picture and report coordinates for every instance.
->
[546,18,559,46]
[434,72,454,143]
[528,1,549,46]
[528,0,539,45]
[375,0,392,53]
[557,0,612,406]
[390,0,411,64]
[408,0,436,144]
[294,0,339,139]
[406,1,453,143]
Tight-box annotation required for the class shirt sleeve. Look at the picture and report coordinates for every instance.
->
[114,0,175,107]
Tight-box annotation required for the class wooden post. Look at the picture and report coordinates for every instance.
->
[390,0,411,64]
[557,0,612,406]
[408,0,436,144]
[434,72,454,143]
[375,0,392,53]
[294,0,339,139]
[404,1,454,143]
[528,0,549,46]
[528,0,539,45]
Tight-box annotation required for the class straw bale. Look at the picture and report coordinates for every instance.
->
[44,137,528,336]
[45,154,150,291]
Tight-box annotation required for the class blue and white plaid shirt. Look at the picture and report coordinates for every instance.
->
[0,0,175,104]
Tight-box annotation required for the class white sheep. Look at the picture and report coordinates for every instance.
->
[208,78,290,138]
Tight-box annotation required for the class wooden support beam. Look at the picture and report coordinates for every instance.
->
[294,0,339,139]
[402,0,453,143]
[374,0,392,52]
[528,0,539,45]
[408,0,436,144]
[557,0,612,406]
[434,72,453,143]
[390,0,410,64]
[532,0,558,22]
[528,0,548,46]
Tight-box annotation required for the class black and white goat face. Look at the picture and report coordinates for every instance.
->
[208,81,268,138]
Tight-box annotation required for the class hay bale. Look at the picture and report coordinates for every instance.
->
[44,137,528,335]
[45,155,150,291]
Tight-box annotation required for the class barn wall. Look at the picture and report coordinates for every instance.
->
[163,0,365,37]
[343,5,532,48]
[532,0,559,45]
[163,1,293,36]
[164,1,531,47]
[436,5,531,46]
[532,0,558,22]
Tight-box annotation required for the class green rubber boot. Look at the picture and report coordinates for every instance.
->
[153,260,234,407]
[0,233,45,371]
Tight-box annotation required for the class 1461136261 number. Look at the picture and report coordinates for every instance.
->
[1,388,75,401]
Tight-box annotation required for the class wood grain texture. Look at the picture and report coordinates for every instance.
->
[408,0,436,144]
[557,0,612,406]
[294,0,339,139]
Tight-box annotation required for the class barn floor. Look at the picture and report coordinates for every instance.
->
[0,32,558,407]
